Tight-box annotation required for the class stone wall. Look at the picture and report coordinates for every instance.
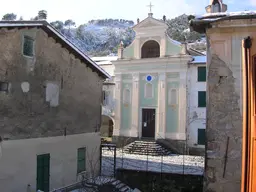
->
[0,27,103,140]
[204,33,242,191]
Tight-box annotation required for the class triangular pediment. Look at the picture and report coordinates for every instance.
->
[133,17,168,30]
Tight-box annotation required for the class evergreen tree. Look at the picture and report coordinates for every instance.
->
[2,13,17,20]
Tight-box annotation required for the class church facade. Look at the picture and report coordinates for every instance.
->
[93,12,207,153]
[112,13,191,141]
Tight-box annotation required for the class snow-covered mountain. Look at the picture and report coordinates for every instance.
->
[53,15,205,56]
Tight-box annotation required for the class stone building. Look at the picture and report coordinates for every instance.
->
[0,20,109,192]
[190,0,256,191]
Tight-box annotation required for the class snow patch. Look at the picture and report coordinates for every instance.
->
[195,10,256,20]
[191,56,207,64]
[101,149,204,176]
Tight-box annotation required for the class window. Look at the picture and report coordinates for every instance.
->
[197,129,206,145]
[197,66,206,82]
[168,89,177,105]
[141,40,160,58]
[77,147,86,174]
[102,91,109,106]
[198,91,206,107]
[212,0,221,12]
[0,82,9,92]
[123,88,131,104]
[145,83,153,98]
[23,36,34,57]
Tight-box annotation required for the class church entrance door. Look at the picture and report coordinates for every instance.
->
[141,108,155,138]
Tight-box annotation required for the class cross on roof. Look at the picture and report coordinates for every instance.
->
[147,2,154,13]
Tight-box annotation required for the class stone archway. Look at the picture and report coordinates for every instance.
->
[141,40,160,58]
[100,115,114,137]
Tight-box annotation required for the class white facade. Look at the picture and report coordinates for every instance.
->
[187,56,206,149]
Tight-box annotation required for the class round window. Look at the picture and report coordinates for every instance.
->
[146,75,152,82]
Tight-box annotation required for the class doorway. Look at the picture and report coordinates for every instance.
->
[141,108,156,138]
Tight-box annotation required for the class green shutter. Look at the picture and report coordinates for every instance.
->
[77,148,86,174]
[198,91,206,107]
[197,66,206,82]
[198,129,206,145]
[23,36,34,57]
[37,153,50,192]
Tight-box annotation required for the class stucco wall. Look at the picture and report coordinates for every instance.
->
[166,81,179,133]
[187,64,206,148]
[0,27,103,140]
[0,132,101,192]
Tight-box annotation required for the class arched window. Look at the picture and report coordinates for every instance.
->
[145,83,153,98]
[123,88,131,104]
[168,89,177,105]
[141,40,160,58]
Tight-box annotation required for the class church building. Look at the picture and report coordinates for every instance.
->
[94,6,207,154]
[112,11,192,142]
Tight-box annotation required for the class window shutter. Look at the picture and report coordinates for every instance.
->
[77,148,86,174]
[198,91,206,107]
[198,67,206,82]
[197,129,206,145]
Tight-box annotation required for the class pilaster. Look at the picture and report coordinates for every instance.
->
[134,37,140,59]
[178,71,187,140]
[160,36,166,57]
[113,74,122,136]
[156,72,166,139]
[130,73,140,137]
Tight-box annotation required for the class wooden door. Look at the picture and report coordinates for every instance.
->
[142,108,156,138]
[242,36,256,192]
[37,153,50,192]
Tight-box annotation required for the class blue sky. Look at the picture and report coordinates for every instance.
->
[0,0,256,25]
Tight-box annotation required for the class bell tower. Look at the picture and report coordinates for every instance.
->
[205,0,227,13]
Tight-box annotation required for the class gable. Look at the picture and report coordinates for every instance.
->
[133,17,168,30]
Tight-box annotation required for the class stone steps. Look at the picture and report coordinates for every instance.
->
[110,179,132,191]
[123,140,172,156]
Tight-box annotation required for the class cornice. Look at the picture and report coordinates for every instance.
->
[211,18,256,28]
[112,55,192,65]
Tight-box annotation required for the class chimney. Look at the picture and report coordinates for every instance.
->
[163,15,166,22]
[38,10,47,20]
[137,18,140,24]
[118,41,124,59]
